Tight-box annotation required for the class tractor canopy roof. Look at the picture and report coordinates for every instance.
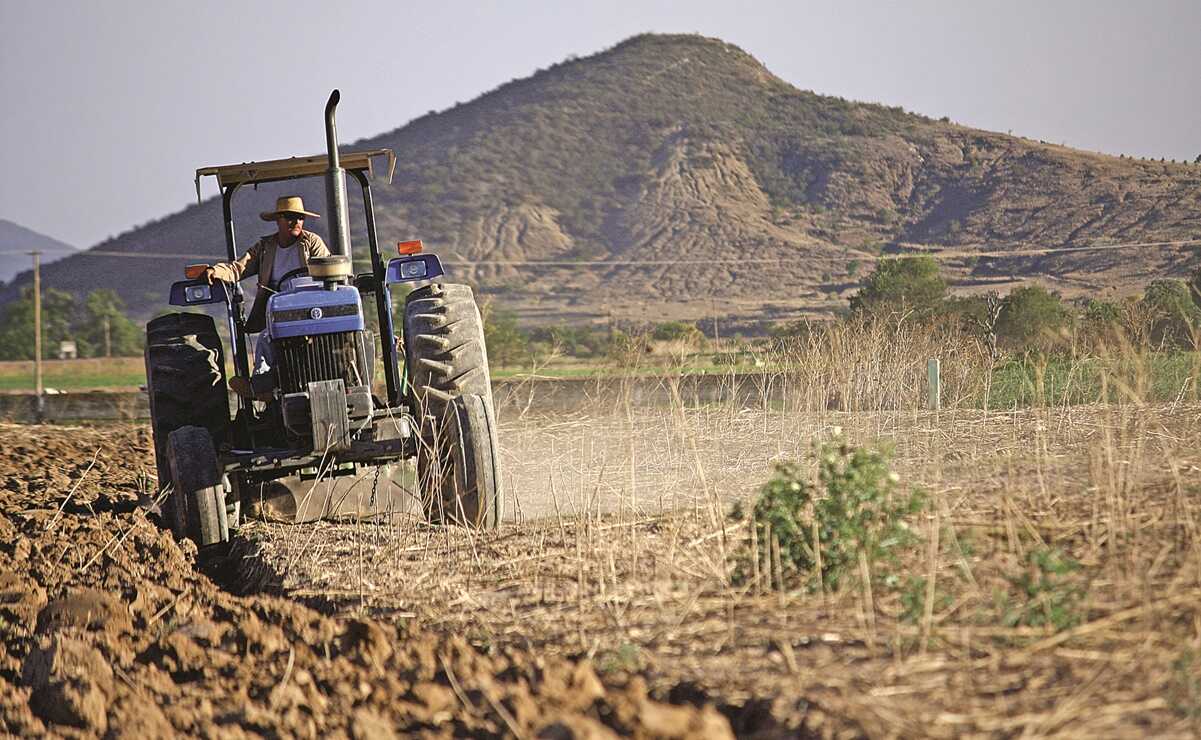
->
[194,149,395,202]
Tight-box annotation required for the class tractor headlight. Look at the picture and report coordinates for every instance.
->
[399,260,427,279]
[185,285,212,303]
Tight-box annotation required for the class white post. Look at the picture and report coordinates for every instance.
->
[927,358,941,411]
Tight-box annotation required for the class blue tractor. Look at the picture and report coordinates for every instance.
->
[144,91,501,546]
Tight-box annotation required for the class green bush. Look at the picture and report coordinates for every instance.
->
[995,285,1070,352]
[848,256,947,320]
[530,325,619,359]
[1142,279,1201,348]
[604,328,650,365]
[995,547,1084,631]
[482,307,531,366]
[650,321,706,347]
[733,439,926,591]
[900,575,952,624]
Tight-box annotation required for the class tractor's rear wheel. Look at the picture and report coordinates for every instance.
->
[417,393,502,528]
[166,426,229,547]
[145,313,228,523]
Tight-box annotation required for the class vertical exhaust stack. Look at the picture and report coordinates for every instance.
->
[324,90,352,259]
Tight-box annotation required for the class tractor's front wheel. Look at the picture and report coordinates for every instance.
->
[402,283,494,411]
[166,426,229,547]
[417,393,502,529]
[403,283,502,528]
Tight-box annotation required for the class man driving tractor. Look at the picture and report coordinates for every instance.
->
[205,195,330,400]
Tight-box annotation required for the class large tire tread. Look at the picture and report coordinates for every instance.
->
[145,313,228,526]
[403,283,493,412]
[420,394,501,529]
[403,284,500,529]
[166,426,228,547]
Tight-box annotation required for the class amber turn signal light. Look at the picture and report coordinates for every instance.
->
[397,240,424,255]
[184,263,210,279]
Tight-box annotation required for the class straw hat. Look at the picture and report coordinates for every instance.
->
[259,195,321,221]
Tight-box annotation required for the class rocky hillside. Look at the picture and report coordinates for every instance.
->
[6,34,1201,326]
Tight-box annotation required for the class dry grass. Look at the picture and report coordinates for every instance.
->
[231,324,1201,736]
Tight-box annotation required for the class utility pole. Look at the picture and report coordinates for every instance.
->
[103,315,111,358]
[29,251,43,419]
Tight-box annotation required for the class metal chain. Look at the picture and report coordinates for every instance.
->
[369,465,381,509]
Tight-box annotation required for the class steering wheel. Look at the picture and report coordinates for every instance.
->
[275,267,312,293]
[278,267,309,284]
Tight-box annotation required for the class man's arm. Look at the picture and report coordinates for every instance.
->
[308,233,331,259]
[206,239,262,284]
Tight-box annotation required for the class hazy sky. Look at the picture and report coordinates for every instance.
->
[1,0,1198,253]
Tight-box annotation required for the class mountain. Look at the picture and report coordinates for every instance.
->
[0,220,78,287]
[5,34,1201,328]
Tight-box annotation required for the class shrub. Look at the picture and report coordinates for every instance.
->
[900,575,952,623]
[733,438,926,591]
[650,321,705,346]
[995,285,1070,352]
[1077,298,1124,349]
[529,325,617,359]
[604,328,651,366]
[995,547,1084,631]
[482,307,531,366]
[1142,279,1201,348]
[848,256,947,321]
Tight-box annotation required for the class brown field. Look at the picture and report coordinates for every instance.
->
[238,399,1201,736]
[4,318,1201,736]
[5,378,1201,735]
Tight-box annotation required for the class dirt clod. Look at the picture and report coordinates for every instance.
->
[37,589,131,636]
[21,633,113,732]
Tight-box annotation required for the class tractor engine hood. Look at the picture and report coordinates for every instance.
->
[266,285,364,339]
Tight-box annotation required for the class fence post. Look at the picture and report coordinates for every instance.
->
[927,358,941,411]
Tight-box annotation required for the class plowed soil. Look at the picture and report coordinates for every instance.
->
[6,403,1201,737]
[0,423,752,738]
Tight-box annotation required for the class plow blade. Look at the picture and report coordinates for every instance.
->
[242,464,420,523]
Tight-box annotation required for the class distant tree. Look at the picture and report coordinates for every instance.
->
[0,287,77,360]
[530,325,617,359]
[944,291,1003,359]
[1195,154,1201,164]
[995,286,1070,352]
[75,289,143,357]
[1141,279,1201,348]
[849,256,947,320]
[650,321,706,350]
[1077,298,1124,348]
[482,305,530,366]
[1084,299,1121,324]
